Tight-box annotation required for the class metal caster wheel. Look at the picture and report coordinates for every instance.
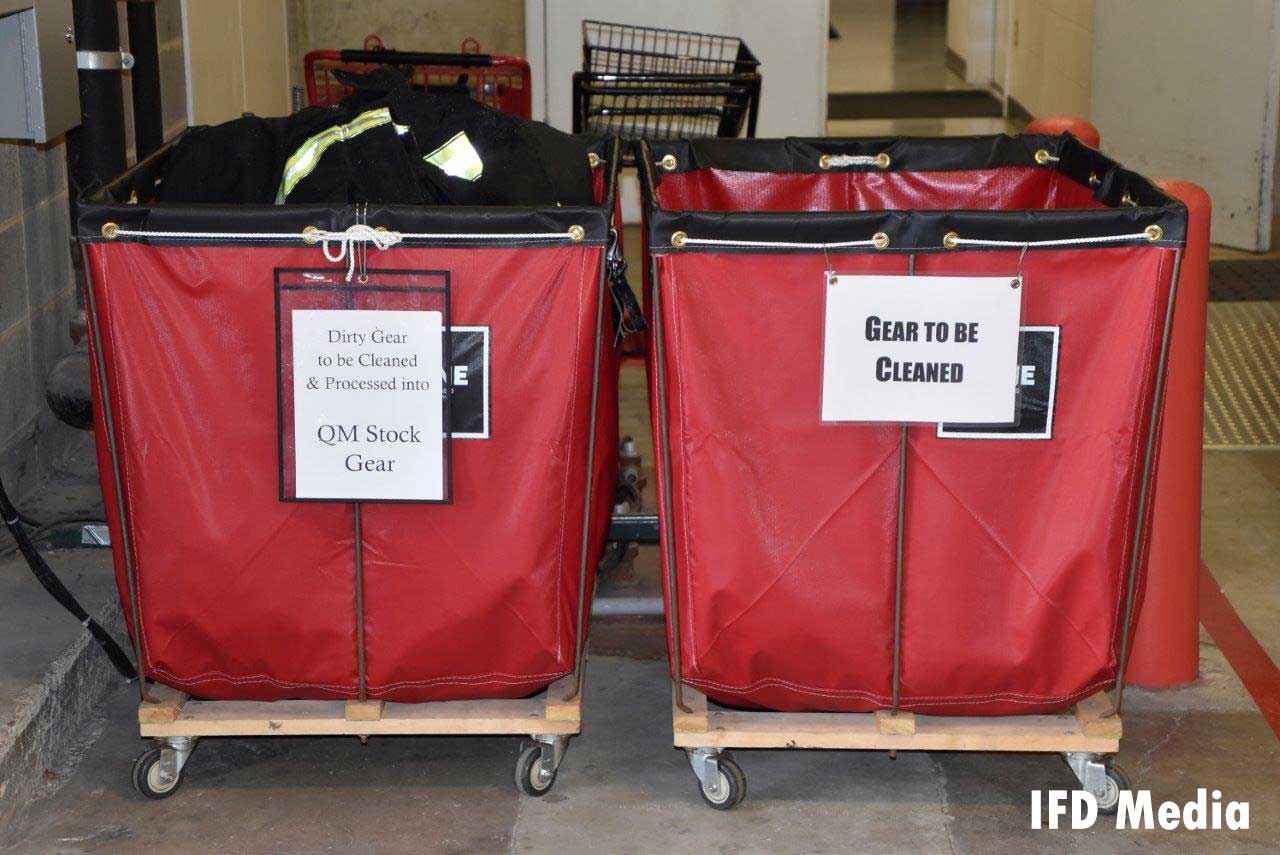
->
[697,753,746,810]
[1096,764,1130,815]
[131,747,183,799]
[515,743,558,797]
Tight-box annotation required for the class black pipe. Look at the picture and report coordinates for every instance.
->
[68,0,128,199]
[126,1,163,160]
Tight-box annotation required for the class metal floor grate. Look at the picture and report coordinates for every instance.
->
[1208,259,1280,301]
[1204,301,1280,449]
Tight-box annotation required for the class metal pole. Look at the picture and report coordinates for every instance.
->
[567,239,609,700]
[891,424,908,712]
[353,503,367,702]
[592,596,665,617]
[1113,247,1184,714]
[126,0,163,160]
[891,253,915,713]
[70,0,128,196]
[651,255,690,713]
[81,249,151,703]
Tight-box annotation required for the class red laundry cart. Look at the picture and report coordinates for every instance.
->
[639,135,1193,809]
[78,136,621,799]
[305,35,532,118]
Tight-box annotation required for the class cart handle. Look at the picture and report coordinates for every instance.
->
[333,49,509,68]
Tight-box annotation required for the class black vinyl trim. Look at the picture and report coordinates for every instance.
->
[78,135,620,248]
[648,207,1186,254]
[639,135,1188,252]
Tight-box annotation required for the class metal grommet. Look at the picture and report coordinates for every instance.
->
[1034,148,1053,165]
[942,231,960,250]
[660,154,678,172]
[302,225,321,244]
[670,230,687,248]
[1088,171,1100,187]
[588,152,601,169]
[872,232,890,250]
[568,225,586,242]
[1011,278,1021,289]
[101,222,119,239]
[818,153,833,170]
[827,272,839,286]
[1144,224,1163,242]
[875,152,891,168]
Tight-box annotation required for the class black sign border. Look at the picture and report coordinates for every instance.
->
[449,326,490,440]
[936,325,1060,441]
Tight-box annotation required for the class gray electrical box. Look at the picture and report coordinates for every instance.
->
[0,1,79,143]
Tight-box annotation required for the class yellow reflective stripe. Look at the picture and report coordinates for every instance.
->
[423,131,484,182]
[276,108,395,203]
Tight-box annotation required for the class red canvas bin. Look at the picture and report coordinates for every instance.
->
[77,137,621,704]
[639,135,1190,716]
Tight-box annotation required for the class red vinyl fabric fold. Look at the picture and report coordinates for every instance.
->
[85,241,613,702]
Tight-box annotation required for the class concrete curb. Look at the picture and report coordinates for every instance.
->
[0,596,126,830]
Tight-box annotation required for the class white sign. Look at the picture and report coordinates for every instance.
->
[821,274,1022,424]
[292,309,444,501]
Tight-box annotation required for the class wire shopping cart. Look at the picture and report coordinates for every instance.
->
[305,35,532,119]
[572,21,761,140]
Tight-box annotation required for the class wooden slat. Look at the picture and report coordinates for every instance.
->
[673,695,1119,754]
[141,688,580,738]
[1074,692,1123,740]
[543,675,581,723]
[672,683,709,734]
[345,699,385,722]
[875,710,916,736]
[138,684,188,724]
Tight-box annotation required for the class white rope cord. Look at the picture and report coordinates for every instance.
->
[107,224,585,282]
[677,236,882,250]
[948,231,1159,249]
[671,228,1163,252]
[822,154,886,167]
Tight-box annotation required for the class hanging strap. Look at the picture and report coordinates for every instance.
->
[605,229,646,344]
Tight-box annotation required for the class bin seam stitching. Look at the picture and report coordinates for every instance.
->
[684,674,1113,705]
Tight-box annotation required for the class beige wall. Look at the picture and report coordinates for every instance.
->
[946,0,1094,119]
[1007,0,1093,118]
[946,0,968,61]
[288,0,526,93]
[182,0,292,124]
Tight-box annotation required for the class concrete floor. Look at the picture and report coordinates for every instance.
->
[3,643,1277,854]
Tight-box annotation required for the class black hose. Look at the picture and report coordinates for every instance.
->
[0,473,136,681]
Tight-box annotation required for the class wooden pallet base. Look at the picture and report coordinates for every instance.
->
[139,675,581,739]
[672,684,1120,753]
